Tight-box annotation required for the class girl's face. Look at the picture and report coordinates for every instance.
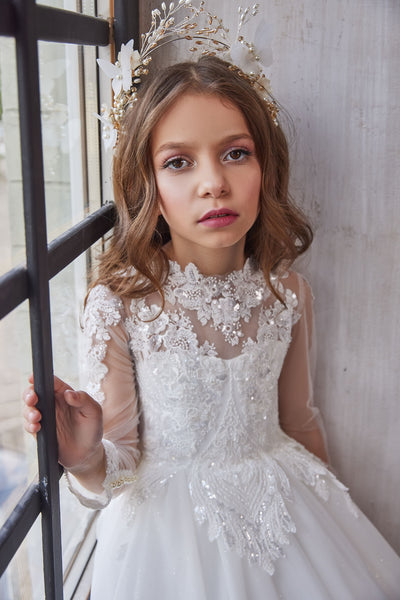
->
[151,92,261,272]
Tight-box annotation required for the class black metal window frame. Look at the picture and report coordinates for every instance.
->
[0,0,138,598]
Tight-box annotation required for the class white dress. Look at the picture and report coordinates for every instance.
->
[68,259,400,599]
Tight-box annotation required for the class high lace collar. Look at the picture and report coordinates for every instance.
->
[163,258,269,345]
[167,256,259,285]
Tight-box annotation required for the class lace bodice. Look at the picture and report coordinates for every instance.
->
[128,261,299,458]
[68,260,353,574]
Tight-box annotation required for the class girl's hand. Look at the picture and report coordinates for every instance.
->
[23,375,104,473]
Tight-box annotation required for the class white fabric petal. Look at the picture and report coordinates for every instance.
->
[111,76,122,96]
[97,58,120,80]
[120,40,135,91]
[230,42,260,74]
[131,50,142,71]
[254,20,273,68]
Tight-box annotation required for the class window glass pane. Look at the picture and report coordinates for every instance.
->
[37,0,64,7]
[0,516,44,600]
[37,0,95,15]
[0,38,25,273]
[39,41,88,242]
[50,259,88,389]
[0,302,33,529]
[82,43,102,214]
[60,477,97,596]
[39,38,102,241]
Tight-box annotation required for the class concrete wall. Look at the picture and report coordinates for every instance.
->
[140,0,400,552]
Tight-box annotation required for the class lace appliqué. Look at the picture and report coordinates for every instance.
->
[189,443,358,575]
[82,285,124,403]
[274,440,359,519]
[189,455,296,574]
[127,301,217,358]
[164,259,268,345]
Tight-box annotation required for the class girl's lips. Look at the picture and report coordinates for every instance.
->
[198,209,239,229]
[198,208,238,223]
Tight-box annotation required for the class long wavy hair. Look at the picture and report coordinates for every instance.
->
[93,55,313,303]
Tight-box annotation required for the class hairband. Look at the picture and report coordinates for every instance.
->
[96,1,278,149]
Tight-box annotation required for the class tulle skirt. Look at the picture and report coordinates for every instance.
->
[90,469,400,600]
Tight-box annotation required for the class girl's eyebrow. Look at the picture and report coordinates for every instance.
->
[153,142,188,157]
[221,133,255,145]
[153,133,254,157]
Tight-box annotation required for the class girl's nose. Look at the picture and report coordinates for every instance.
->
[197,162,229,199]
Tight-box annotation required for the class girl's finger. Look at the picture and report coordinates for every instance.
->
[23,406,42,423]
[23,390,38,407]
[24,421,40,434]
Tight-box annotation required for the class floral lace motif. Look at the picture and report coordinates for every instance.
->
[82,285,124,403]
[126,301,218,358]
[164,259,268,345]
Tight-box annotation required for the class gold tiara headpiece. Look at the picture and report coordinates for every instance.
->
[96,1,278,149]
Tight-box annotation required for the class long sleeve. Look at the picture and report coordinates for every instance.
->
[66,285,140,508]
[278,273,328,463]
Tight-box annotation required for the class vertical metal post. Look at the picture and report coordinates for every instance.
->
[13,0,64,597]
[113,0,139,52]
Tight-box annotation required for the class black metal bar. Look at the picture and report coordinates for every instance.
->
[13,0,63,597]
[0,0,110,43]
[0,483,41,577]
[0,265,29,320]
[0,205,115,321]
[0,0,17,37]
[0,463,63,575]
[113,0,139,52]
[35,5,110,46]
[48,203,116,279]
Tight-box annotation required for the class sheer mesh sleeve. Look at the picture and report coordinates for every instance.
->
[278,273,328,463]
[66,285,140,509]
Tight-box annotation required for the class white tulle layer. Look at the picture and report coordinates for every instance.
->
[90,469,399,600]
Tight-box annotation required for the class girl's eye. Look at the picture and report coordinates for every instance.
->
[225,148,251,162]
[162,157,190,170]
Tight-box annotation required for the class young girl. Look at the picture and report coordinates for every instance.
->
[23,16,399,600]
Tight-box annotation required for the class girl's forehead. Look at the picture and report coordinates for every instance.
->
[151,92,251,150]
[162,92,244,123]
